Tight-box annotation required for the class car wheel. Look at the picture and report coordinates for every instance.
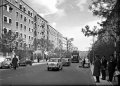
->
[61,66,63,70]
[47,67,50,71]
[57,67,60,71]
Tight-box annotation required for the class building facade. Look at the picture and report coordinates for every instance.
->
[0,0,37,50]
[0,0,73,57]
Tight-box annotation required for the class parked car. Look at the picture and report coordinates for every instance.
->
[62,58,71,66]
[47,58,63,71]
[0,57,12,68]
[19,58,32,66]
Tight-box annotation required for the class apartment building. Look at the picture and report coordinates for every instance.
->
[62,37,67,51]
[47,25,58,49]
[0,0,37,50]
[36,14,48,40]
[57,32,63,50]
[0,0,70,54]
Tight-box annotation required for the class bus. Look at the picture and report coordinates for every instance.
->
[71,51,79,63]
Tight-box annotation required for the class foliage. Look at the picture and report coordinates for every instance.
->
[0,31,17,53]
[33,38,54,52]
[89,0,116,18]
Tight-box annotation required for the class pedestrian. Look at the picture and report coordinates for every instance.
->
[101,56,107,80]
[83,58,86,68]
[107,54,116,82]
[12,55,18,70]
[93,55,101,83]
[117,53,120,85]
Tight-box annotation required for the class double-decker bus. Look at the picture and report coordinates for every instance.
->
[71,51,79,63]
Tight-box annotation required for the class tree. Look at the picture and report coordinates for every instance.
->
[0,30,17,55]
[89,0,116,18]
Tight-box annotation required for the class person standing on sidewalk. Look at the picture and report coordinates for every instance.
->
[93,55,101,83]
[117,53,120,85]
[101,56,107,80]
[107,54,116,82]
[82,58,86,68]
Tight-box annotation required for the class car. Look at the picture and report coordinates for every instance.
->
[19,58,32,66]
[0,57,12,68]
[84,58,90,68]
[47,58,63,71]
[62,58,71,66]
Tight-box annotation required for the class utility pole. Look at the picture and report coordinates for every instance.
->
[92,35,95,64]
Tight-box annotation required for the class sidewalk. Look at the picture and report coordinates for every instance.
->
[90,64,118,85]
[32,59,47,66]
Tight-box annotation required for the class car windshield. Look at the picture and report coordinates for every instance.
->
[62,58,68,61]
[5,58,11,61]
[49,59,59,62]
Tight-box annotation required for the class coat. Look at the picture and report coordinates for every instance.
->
[108,59,116,74]
[93,59,101,76]
[12,57,18,67]
[101,59,107,70]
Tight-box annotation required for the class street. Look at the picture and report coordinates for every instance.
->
[0,63,95,86]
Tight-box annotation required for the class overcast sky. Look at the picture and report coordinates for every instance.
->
[23,0,101,51]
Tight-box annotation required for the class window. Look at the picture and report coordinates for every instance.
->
[16,12,18,17]
[16,22,18,27]
[21,14,23,19]
[29,36,30,40]
[29,19,30,23]
[24,17,26,22]
[29,28,31,32]
[9,18,12,23]
[3,28,7,34]
[24,34,26,38]
[16,32,18,37]
[20,24,23,28]
[28,11,30,15]
[31,13,32,16]
[4,16,7,22]
[24,25,26,31]
[9,6,13,12]
[23,7,26,12]
[19,4,22,9]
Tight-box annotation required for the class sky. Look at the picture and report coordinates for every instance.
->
[23,0,101,51]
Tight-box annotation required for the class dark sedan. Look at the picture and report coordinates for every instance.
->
[62,58,71,66]
[19,58,32,66]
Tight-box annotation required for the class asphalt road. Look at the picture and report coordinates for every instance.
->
[0,63,95,86]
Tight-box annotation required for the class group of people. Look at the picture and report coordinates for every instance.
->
[93,54,120,85]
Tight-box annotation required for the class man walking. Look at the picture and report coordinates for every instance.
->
[12,55,18,70]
